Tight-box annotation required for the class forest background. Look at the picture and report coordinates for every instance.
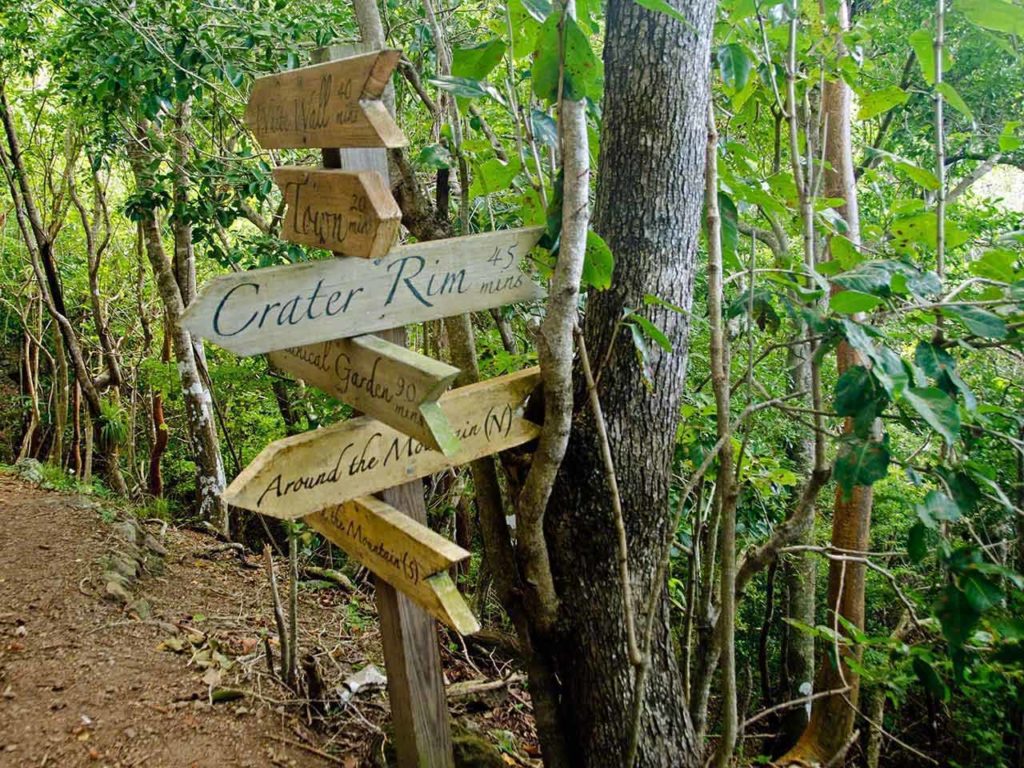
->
[1,0,1023,766]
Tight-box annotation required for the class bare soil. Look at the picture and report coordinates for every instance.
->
[0,473,535,767]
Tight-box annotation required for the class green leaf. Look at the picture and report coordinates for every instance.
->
[915,341,976,410]
[916,490,962,529]
[902,387,961,444]
[626,313,672,353]
[834,365,889,437]
[999,121,1022,152]
[717,43,752,91]
[937,83,973,120]
[970,248,1017,282]
[470,156,522,197]
[520,0,552,22]
[888,155,942,191]
[834,434,891,492]
[857,86,909,121]
[533,14,603,103]
[960,0,1024,36]
[934,584,981,653]
[416,144,451,170]
[632,0,693,28]
[962,570,1003,613]
[530,108,558,147]
[913,657,950,702]
[908,522,929,563]
[719,192,740,270]
[828,235,863,270]
[909,28,953,86]
[890,212,970,252]
[452,39,507,81]
[830,290,883,314]
[429,75,506,106]
[944,304,1008,339]
[582,230,614,291]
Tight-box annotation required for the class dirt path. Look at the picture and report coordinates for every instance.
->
[0,473,356,767]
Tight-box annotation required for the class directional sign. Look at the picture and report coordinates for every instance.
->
[184,227,544,356]
[245,50,407,149]
[306,497,479,634]
[224,367,541,520]
[273,167,401,258]
[268,334,460,454]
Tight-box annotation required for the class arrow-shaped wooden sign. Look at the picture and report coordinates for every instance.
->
[273,167,401,258]
[306,497,479,635]
[224,367,540,520]
[245,50,407,149]
[268,334,460,454]
[184,227,544,356]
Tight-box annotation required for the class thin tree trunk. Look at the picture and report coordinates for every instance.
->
[52,329,68,467]
[83,402,94,485]
[779,1,869,763]
[71,380,82,477]
[129,135,228,534]
[545,2,715,765]
[17,306,40,462]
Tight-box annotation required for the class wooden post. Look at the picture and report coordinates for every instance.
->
[313,43,456,768]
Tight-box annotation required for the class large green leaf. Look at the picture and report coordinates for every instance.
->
[834,434,891,492]
[960,0,1024,36]
[909,28,953,86]
[902,386,961,444]
[717,43,752,91]
[533,14,603,103]
[834,365,889,437]
[470,156,522,198]
[452,39,507,81]
[915,341,977,410]
[916,490,962,529]
[890,212,970,252]
[937,83,973,120]
[944,304,1009,339]
[582,230,614,291]
[857,86,909,121]
[970,248,1018,282]
[934,585,980,653]
[830,290,883,314]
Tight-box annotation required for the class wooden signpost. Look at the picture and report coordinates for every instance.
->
[183,226,544,356]
[306,498,479,635]
[268,334,460,454]
[274,167,401,257]
[224,367,541,519]
[244,49,407,149]
[202,43,547,768]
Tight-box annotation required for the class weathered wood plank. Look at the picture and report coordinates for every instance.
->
[184,227,544,356]
[273,167,401,258]
[268,334,460,454]
[305,498,479,634]
[245,50,407,149]
[311,41,455,768]
[224,367,541,520]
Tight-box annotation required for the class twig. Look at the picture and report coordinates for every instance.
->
[575,325,641,666]
[261,734,346,765]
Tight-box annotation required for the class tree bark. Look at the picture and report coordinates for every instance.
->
[778,1,870,763]
[544,2,714,765]
[129,134,228,534]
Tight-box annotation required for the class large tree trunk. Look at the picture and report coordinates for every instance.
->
[544,2,714,765]
[129,136,228,534]
[779,1,869,763]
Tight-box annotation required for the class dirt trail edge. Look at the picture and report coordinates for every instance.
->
[0,473,347,768]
